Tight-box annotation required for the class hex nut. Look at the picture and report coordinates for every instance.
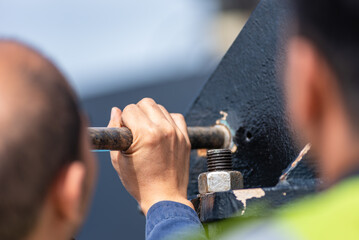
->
[198,171,244,194]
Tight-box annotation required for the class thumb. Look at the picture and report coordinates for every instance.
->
[108,107,122,128]
[108,107,125,174]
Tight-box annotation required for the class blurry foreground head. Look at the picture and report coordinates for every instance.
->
[287,0,359,184]
[0,40,96,240]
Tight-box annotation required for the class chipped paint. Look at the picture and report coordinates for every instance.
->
[215,111,237,152]
[219,111,228,121]
[186,0,312,196]
[279,143,312,181]
[197,149,208,157]
[233,188,265,215]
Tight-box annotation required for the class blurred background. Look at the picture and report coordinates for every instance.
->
[0,0,259,239]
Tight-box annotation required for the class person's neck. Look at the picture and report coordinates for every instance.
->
[324,159,359,187]
[320,135,359,188]
[25,201,75,240]
[317,102,359,188]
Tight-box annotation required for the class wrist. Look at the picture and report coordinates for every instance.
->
[140,197,194,216]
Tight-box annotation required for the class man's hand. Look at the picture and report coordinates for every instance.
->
[108,98,193,215]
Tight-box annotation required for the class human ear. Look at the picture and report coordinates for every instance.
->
[286,37,322,142]
[51,161,86,224]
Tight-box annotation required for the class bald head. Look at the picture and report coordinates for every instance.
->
[0,41,74,121]
[0,40,82,239]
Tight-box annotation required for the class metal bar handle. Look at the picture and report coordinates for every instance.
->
[89,126,230,151]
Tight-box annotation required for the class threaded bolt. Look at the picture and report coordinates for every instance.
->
[207,149,233,172]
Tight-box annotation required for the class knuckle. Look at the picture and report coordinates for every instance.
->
[123,104,136,114]
[172,114,186,126]
[138,97,155,106]
[172,113,184,120]
[162,125,176,138]
[158,104,169,114]
[174,113,185,120]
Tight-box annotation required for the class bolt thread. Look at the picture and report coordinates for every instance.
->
[207,149,233,172]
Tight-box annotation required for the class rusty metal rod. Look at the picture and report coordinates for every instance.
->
[89,126,230,151]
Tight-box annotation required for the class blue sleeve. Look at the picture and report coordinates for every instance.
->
[146,201,206,240]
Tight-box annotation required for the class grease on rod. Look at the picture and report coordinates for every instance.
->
[89,125,230,151]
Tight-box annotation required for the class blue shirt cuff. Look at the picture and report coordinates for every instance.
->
[146,201,203,239]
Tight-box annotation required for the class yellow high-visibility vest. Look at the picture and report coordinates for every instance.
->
[277,177,359,240]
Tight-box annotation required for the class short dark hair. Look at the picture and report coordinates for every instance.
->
[294,0,359,126]
[0,41,82,239]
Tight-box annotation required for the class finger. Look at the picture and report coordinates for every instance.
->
[108,107,122,128]
[137,98,170,126]
[121,103,152,133]
[110,150,123,170]
[158,105,187,142]
[171,113,190,146]
[108,108,123,158]
[158,105,176,126]
[121,104,153,154]
[157,105,185,142]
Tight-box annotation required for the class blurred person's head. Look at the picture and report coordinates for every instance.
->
[0,40,97,240]
[286,0,359,185]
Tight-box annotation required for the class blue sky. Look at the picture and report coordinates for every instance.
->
[0,0,219,98]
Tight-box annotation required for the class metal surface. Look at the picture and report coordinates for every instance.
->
[189,126,230,150]
[198,149,243,194]
[186,0,309,199]
[207,149,233,172]
[89,125,231,151]
[89,127,133,151]
[279,143,312,181]
[193,181,317,223]
[186,0,318,223]
[198,171,243,194]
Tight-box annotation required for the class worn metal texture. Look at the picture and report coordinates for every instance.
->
[186,0,308,199]
[89,127,133,151]
[207,149,233,172]
[198,171,244,194]
[194,181,316,223]
[189,126,230,150]
[89,126,229,151]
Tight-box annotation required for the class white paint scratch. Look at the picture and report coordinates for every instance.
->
[233,188,265,215]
